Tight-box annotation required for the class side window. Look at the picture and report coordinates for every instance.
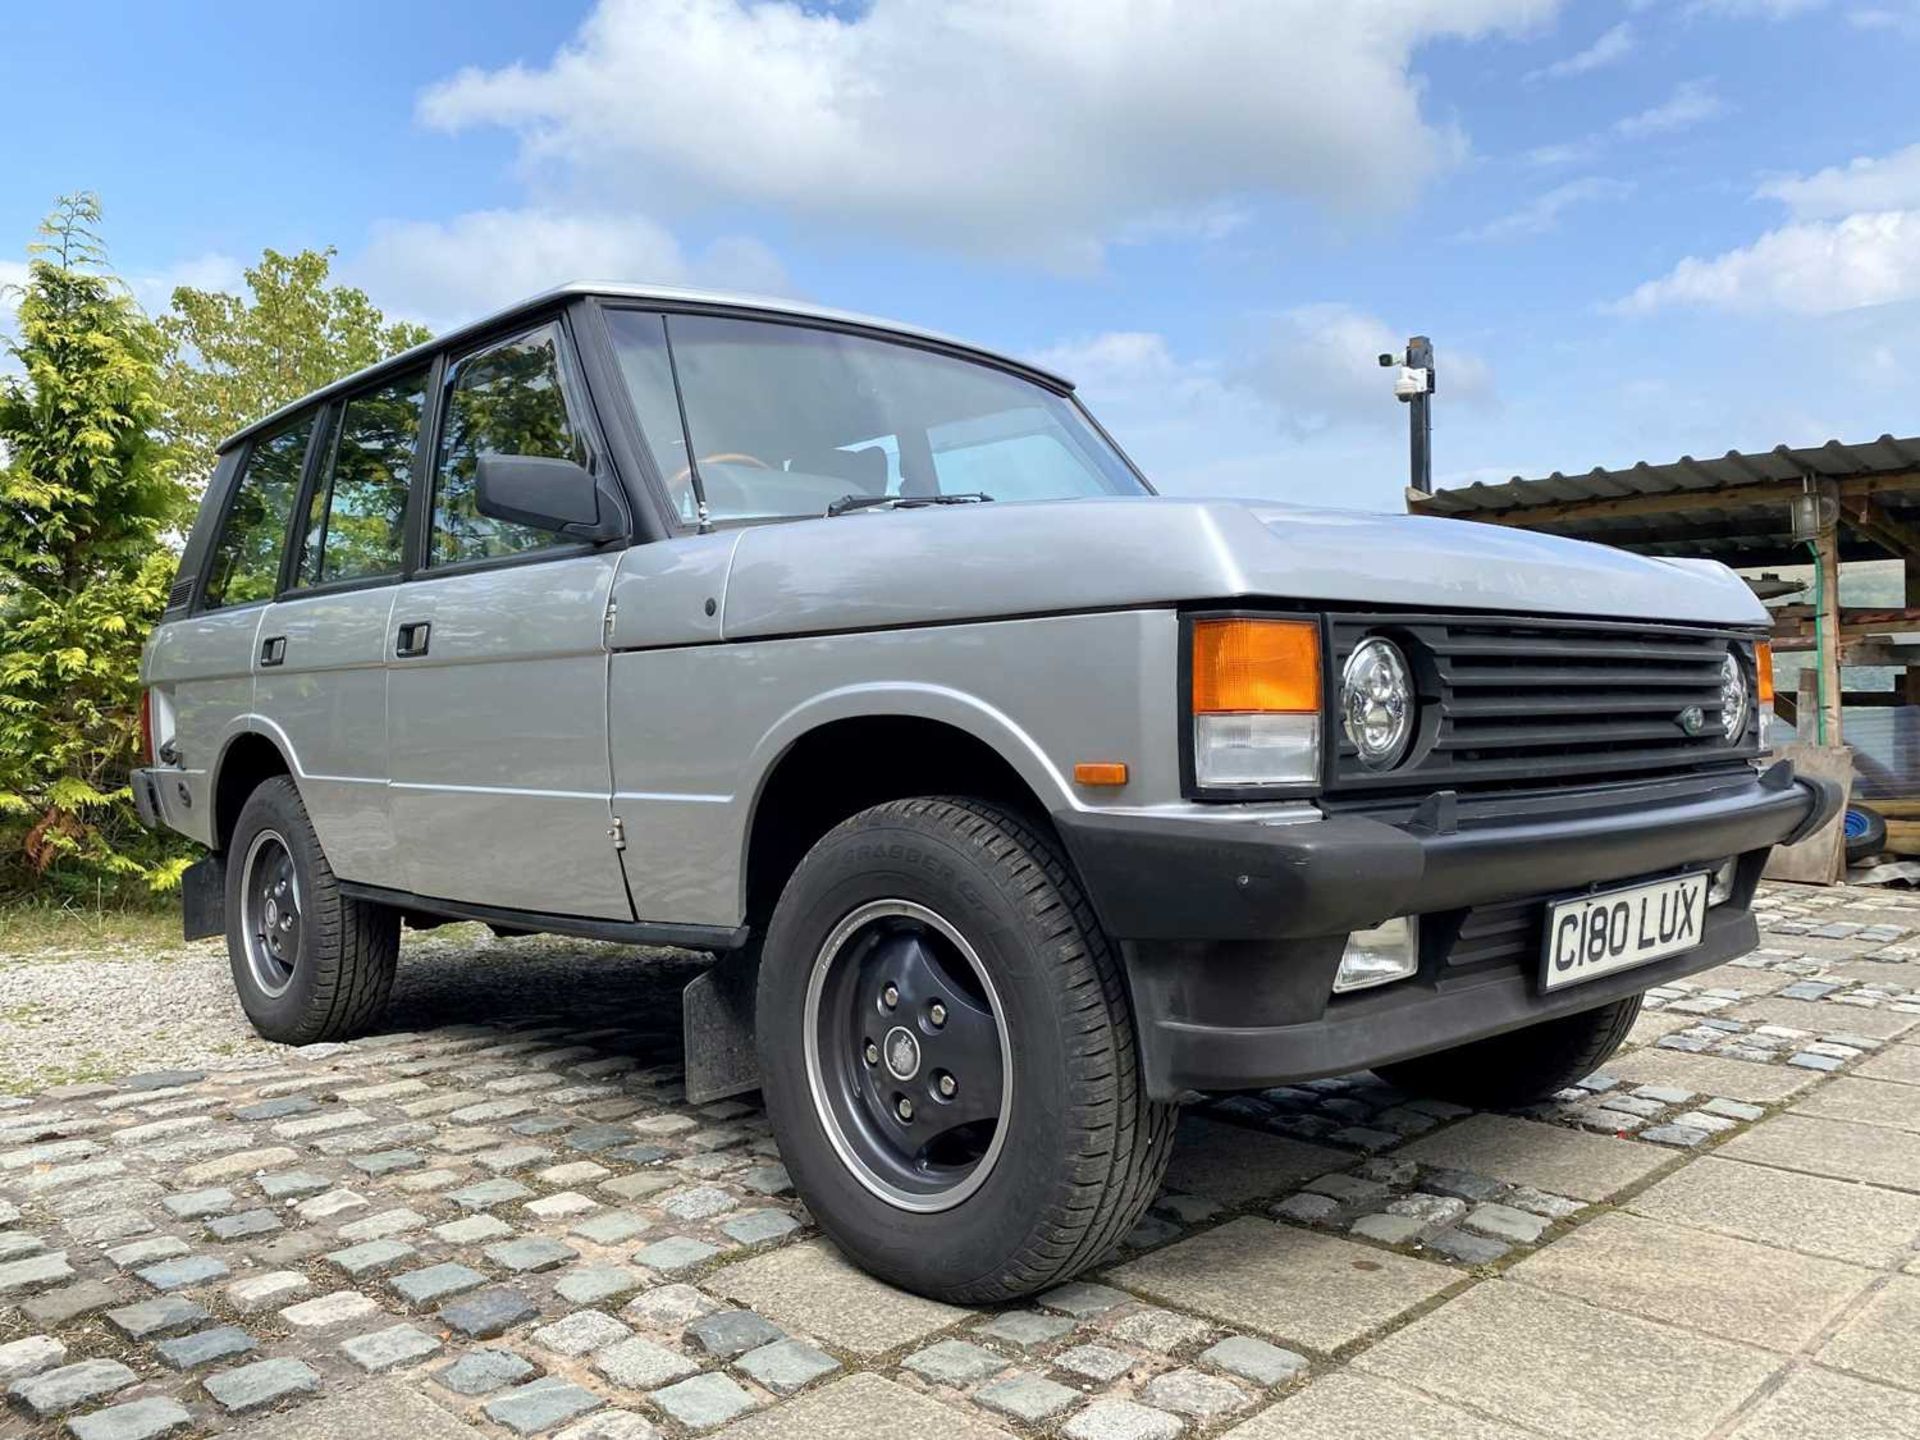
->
[202,413,313,609]
[296,368,428,586]
[431,325,585,566]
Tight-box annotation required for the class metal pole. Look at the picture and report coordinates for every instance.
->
[1406,336,1433,496]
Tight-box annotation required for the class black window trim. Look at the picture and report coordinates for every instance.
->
[194,405,326,616]
[587,298,1155,539]
[412,307,630,580]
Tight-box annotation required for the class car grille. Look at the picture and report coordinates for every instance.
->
[1326,612,1760,799]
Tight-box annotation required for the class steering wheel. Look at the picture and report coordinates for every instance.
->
[670,452,770,488]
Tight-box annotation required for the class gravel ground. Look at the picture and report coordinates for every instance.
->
[0,920,708,1095]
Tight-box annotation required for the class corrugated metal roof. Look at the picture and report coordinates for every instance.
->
[1417,434,1920,567]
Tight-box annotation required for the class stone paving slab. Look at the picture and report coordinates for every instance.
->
[1504,1210,1875,1350]
[1717,1113,1920,1191]
[2,881,1918,1440]
[1789,1075,1920,1133]
[1392,1113,1672,1201]
[1353,1281,1779,1440]
[1856,1042,1920,1088]
[1109,1217,1457,1352]
[1626,1154,1920,1267]
[1814,1273,1920,1392]
[1158,1118,1347,1205]
[1602,1047,1822,1104]
[1729,996,1918,1039]
[1222,1371,1541,1439]
[1725,1365,1920,1439]
[707,1240,968,1357]
[713,1372,1009,1438]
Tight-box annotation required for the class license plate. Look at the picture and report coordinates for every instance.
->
[1541,873,1707,992]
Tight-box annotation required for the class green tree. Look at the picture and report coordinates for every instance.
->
[0,194,186,897]
[160,247,430,492]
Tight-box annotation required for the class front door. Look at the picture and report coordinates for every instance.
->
[385,321,633,919]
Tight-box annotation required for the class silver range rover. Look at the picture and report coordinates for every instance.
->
[133,284,1839,1302]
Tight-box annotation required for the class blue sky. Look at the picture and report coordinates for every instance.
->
[5,0,1919,511]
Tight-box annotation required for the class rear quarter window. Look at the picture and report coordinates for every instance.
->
[202,412,315,609]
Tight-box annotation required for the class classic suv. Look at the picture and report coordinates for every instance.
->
[135,284,1839,1302]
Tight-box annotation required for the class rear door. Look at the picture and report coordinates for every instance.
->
[254,366,429,881]
[385,319,634,918]
[145,417,315,845]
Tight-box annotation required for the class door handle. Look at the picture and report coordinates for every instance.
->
[259,636,287,667]
[395,621,431,658]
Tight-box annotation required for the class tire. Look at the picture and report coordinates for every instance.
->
[225,775,398,1044]
[1844,804,1887,865]
[755,797,1176,1304]
[1373,994,1642,1110]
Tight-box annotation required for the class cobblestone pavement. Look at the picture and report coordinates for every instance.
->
[3,882,1919,1439]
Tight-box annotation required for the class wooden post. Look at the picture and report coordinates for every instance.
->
[1815,488,1845,747]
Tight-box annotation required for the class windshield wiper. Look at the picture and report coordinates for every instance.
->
[825,492,993,517]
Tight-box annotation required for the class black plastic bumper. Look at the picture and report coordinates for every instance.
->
[130,767,163,830]
[1055,761,1841,1099]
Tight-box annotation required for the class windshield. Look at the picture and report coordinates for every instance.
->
[606,310,1148,524]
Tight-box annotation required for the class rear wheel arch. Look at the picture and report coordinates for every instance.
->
[212,731,295,854]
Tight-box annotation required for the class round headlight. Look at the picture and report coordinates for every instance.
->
[1720,651,1749,743]
[1342,638,1414,770]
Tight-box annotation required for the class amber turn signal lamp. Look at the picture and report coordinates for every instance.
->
[1073,762,1130,787]
[1191,618,1321,714]
[1755,641,1774,704]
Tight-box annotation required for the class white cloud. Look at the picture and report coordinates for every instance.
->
[353,208,790,331]
[1758,141,1920,218]
[127,253,246,317]
[1613,78,1726,137]
[1614,210,1920,314]
[1457,177,1633,241]
[417,0,1559,268]
[1527,21,1634,80]
[1684,0,1825,15]
[1042,306,1492,447]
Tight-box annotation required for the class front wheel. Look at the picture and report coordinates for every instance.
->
[225,776,398,1044]
[756,797,1175,1304]
[1374,994,1642,1109]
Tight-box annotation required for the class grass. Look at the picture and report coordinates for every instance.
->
[0,898,185,955]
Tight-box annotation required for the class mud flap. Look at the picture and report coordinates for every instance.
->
[683,944,761,1104]
[182,855,226,941]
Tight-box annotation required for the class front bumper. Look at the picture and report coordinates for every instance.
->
[1055,761,1840,1100]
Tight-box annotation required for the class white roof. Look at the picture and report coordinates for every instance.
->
[218,281,1073,453]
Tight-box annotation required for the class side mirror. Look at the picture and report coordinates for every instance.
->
[475,454,627,543]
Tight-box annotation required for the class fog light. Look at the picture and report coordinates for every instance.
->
[1334,916,1418,993]
[1708,859,1737,908]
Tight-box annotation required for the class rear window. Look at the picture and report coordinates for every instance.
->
[202,413,314,609]
[296,368,429,586]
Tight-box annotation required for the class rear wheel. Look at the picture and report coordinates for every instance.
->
[225,776,398,1044]
[756,797,1175,1304]
[1374,994,1642,1109]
